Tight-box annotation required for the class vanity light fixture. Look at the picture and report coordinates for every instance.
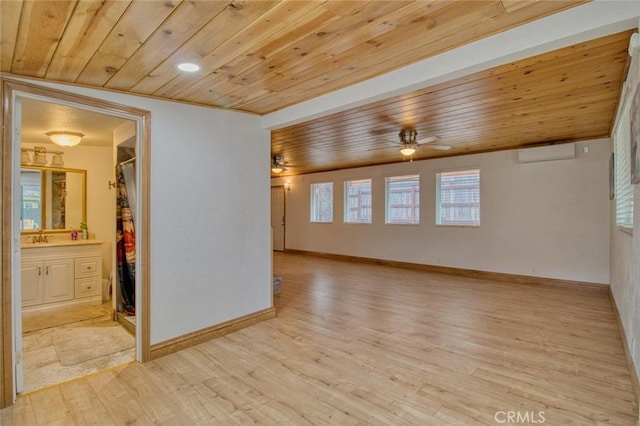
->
[21,149,31,165]
[284,182,291,191]
[177,62,200,72]
[50,153,64,167]
[47,131,84,147]
[32,148,48,166]
[22,147,64,167]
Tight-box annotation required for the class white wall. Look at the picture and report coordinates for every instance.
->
[273,139,611,284]
[12,77,272,345]
[611,185,640,386]
[610,40,640,384]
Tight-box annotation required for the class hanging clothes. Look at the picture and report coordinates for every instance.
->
[116,162,136,314]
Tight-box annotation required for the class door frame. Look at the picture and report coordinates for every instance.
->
[270,185,286,252]
[0,78,151,407]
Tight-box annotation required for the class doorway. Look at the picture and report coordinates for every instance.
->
[1,79,151,407]
[271,186,286,252]
[18,96,134,394]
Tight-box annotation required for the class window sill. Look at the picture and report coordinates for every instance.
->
[617,226,633,235]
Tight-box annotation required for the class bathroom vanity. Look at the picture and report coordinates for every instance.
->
[21,240,103,314]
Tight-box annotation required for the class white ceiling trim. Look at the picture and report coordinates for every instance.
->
[262,0,640,131]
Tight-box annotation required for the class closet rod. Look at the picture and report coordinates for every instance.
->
[119,157,136,166]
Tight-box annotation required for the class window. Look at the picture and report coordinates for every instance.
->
[436,169,480,226]
[385,174,419,225]
[20,170,42,230]
[310,182,333,223]
[344,179,372,223]
[613,82,634,230]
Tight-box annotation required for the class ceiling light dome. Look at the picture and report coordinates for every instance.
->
[177,62,200,72]
[400,144,416,156]
[46,131,84,147]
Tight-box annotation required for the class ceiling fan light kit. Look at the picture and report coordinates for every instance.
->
[400,145,417,156]
[395,128,450,159]
[399,128,418,159]
[399,128,417,143]
[271,154,286,173]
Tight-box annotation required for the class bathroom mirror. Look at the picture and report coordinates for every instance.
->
[20,166,86,233]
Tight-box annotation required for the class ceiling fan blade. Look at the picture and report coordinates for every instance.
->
[376,113,404,127]
[370,127,396,136]
[428,144,452,151]
[417,135,440,144]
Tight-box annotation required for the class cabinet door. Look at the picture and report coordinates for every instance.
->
[43,259,74,303]
[21,261,43,307]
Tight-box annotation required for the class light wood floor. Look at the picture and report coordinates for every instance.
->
[2,252,638,425]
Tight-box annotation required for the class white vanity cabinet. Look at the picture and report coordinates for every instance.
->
[21,241,103,314]
[22,259,75,307]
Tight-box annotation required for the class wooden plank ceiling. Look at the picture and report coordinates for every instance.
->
[2,0,630,176]
[271,29,633,175]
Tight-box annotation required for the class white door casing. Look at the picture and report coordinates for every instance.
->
[12,96,24,394]
[271,187,285,251]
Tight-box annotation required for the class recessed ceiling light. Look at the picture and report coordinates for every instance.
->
[177,62,200,72]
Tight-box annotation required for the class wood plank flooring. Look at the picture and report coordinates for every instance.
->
[2,252,637,425]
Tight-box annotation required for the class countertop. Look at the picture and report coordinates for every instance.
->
[21,239,104,249]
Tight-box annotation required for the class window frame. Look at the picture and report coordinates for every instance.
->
[343,178,372,224]
[384,174,420,225]
[309,181,334,223]
[435,168,481,227]
[613,81,636,232]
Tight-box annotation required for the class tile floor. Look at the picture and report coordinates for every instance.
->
[21,303,135,394]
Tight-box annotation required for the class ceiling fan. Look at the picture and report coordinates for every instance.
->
[271,154,292,173]
[380,127,451,160]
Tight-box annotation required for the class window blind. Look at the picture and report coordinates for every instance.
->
[614,84,634,230]
[344,179,372,223]
[310,182,333,223]
[385,174,420,225]
[436,169,480,226]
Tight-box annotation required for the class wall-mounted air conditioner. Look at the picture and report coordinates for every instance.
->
[517,143,575,164]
